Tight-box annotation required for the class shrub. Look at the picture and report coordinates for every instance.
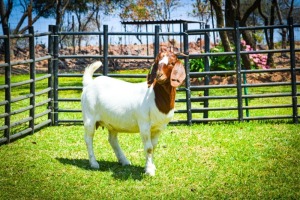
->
[189,44,235,72]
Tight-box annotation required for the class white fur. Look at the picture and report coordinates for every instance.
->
[81,61,174,176]
[158,55,169,65]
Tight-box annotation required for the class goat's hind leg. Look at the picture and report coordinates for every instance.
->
[108,131,131,166]
[84,121,99,169]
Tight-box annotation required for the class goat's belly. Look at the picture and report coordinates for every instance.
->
[97,115,140,133]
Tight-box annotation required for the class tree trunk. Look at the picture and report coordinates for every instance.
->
[267,0,276,67]
[225,0,238,43]
[275,0,287,57]
[210,0,232,52]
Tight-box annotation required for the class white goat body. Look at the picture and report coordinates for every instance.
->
[82,70,174,133]
[81,52,186,176]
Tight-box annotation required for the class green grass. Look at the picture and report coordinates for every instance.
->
[0,123,299,199]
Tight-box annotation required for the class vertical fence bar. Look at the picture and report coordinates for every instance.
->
[103,25,108,76]
[29,26,36,133]
[183,22,192,125]
[154,25,159,58]
[203,24,210,119]
[53,25,59,125]
[48,25,54,125]
[234,20,243,122]
[4,26,11,143]
[288,17,298,124]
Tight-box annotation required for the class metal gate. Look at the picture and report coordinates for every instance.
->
[0,18,299,144]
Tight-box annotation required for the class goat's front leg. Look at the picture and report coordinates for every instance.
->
[108,131,131,166]
[84,122,99,169]
[140,126,156,176]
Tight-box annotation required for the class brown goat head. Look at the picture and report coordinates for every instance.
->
[147,51,186,87]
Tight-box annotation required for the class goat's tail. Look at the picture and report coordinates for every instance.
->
[83,61,102,87]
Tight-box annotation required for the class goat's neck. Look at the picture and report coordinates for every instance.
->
[153,82,176,114]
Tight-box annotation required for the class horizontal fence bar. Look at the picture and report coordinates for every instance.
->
[36,98,51,107]
[0,100,8,106]
[11,79,33,88]
[10,116,33,128]
[10,59,34,66]
[57,98,80,102]
[58,55,154,60]
[58,109,81,113]
[0,85,8,89]
[244,115,292,120]
[58,87,82,91]
[191,104,292,112]
[11,105,33,115]
[56,73,148,78]
[35,74,52,81]
[8,128,33,141]
[58,119,82,123]
[35,55,52,62]
[36,88,52,96]
[35,109,51,119]
[187,24,287,34]
[11,93,34,103]
[243,93,292,98]
[0,125,8,131]
[0,113,9,118]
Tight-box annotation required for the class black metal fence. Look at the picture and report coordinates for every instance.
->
[0,18,299,144]
[0,27,53,144]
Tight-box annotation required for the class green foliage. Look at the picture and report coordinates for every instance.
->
[189,44,236,72]
[189,57,205,72]
[210,45,236,71]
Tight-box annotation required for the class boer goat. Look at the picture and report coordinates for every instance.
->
[81,51,186,176]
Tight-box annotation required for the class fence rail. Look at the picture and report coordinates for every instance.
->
[0,18,299,144]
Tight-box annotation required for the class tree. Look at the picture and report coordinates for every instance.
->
[0,0,57,35]
[210,0,232,52]
[190,0,211,23]
[119,0,181,43]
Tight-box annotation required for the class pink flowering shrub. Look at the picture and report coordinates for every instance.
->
[241,40,270,69]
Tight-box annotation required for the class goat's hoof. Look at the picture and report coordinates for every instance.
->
[90,161,100,169]
[145,164,156,176]
[120,160,131,166]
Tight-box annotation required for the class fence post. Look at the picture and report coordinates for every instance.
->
[4,26,11,143]
[183,22,192,125]
[103,25,108,76]
[154,25,159,58]
[48,25,54,125]
[28,26,36,133]
[234,20,243,122]
[288,17,298,124]
[53,25,59,125]
[203,24,210,119]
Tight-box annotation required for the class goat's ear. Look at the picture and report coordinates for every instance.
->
[170,60,186,87]
[147,63,157,87]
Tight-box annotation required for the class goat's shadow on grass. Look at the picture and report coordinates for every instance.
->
[56,158,145,180]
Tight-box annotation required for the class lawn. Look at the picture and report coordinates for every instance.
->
[0,122,299,199]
